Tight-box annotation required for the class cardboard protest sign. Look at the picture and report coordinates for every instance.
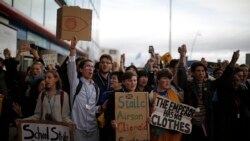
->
[18,120,74,141]
[56,6,92,41]
[115,92,150,141]
[150,95,196,134]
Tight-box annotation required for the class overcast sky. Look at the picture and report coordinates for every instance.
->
[99,0,250,67]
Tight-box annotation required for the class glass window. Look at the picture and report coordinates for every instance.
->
[13,0,44,25]
[13,0,32,17]
[109,50,117,54]
[64,0,75,6]
[44,0,59,34]
[31,0,44,25]
[3,0,12,6]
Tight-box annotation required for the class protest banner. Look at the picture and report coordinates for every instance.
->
[115,92,150,141]
[150,95,196,134]
[18,120,73,141]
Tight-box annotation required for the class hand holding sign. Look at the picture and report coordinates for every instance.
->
[111,120,118,129]
[67,122,76,132]
[71,36,77,49]
[69,36,77,56]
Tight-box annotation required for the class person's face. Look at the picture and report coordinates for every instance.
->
[31,64,43,77]
[122,76,137,92]
[127,68,137,74]
[0,61,4,68]
[99,58,112,73]
[240,66,249,81]
[201,58,208,67]
[110,75,122,89]
[3,49,11,59]
[80,61,94,80]
[213,70,223,79]
[233,72,243,88]
[192,66,206,81]
[236,71,244,83]
[45,72,58,89]
[158,77,171,90]
[138,76,148,87]
[38,80,45,92]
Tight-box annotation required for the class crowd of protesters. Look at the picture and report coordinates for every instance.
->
[0,38,250,141]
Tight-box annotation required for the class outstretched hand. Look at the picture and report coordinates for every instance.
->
[178,44,187,56]
[232,50,240,60]
[70,36,77,50]
[12,102,22,117]
[69,36,77,56]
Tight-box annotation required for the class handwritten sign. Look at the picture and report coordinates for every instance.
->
[115,92,150,141]
[18,120,73,141]
[150,95,196,134]
[56,6,92,41]
[42,54,57,66]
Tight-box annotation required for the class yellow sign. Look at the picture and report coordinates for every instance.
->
[160,52,172,64]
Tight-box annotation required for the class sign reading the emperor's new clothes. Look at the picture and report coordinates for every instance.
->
[150,95,196,134]
[18,120,73,141]
[115,92,150,141]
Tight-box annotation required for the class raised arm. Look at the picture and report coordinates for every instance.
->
[119,53,125,72]
[70,36,77,56]
[67,36,79,98]
[173,44,188,88]
[229,50,240,67]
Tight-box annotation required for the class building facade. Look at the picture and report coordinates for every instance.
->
[0,0,101,70]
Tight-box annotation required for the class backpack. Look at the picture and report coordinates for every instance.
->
[71,79,100,110]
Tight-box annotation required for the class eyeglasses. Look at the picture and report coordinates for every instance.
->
[84,65,95,70]
[100,61,111,64]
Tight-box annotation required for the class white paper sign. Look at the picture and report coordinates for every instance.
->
[42,54,57,66]
[20,121,71,141]
[150,95,196,134]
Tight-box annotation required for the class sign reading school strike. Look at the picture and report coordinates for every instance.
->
[150,95,196,134]
[115,92,150,141]
[18,120,73,141]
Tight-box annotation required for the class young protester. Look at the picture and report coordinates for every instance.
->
[21,61,45,118]
[149,69,183,141]
[97,71,123,130]
[67,37,102,141]
[99,71,123,105]
[104,71,138,141]
[136,70,151,92]
[16,70,73,123]
[0,57,10,141]
[177,46,245,141]
[93,54,113,104]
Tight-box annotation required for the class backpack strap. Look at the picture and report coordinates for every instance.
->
[71,79,83,110]
[40,91,46,120]
[40,90,64,118]
[246,79,250,89]
[71,79,100,109]
[93,83,100,104]
[41,91,46,103]
[60,90,64,114]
